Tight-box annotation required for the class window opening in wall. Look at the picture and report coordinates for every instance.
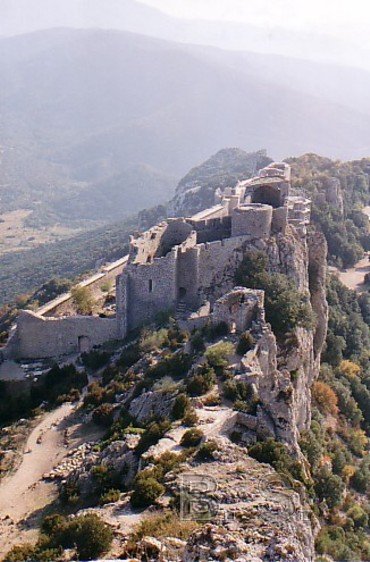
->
[149,279,153,293]
[78,335,91,353]
[178,287,187,299]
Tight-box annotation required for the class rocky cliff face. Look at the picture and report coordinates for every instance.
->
[176,439,316,562]
[42,200,328,561]
[195,225,328,451]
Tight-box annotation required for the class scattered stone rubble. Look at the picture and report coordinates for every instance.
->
[44,442,97,481]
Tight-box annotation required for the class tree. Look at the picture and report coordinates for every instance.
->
[172,393,190,420]
[186,363,216,396]
[92,403,115,427]
[59,514,113,560]
[71,286,96,315]
[347,505,368,529]
[235,252,314,336]
[131,475,165,508]
[312,381,338,416]
[314,467,345,509]
[236,331,256,355]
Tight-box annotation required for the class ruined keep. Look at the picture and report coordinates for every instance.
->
[4,162,314,360]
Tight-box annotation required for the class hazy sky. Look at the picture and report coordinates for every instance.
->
[141,0,368,33]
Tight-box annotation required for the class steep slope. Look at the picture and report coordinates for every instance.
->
[170,147,271,215]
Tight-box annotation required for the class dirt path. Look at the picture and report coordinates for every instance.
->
[337,254,370,292]
[0,403,101,558]
[335,206,370,292]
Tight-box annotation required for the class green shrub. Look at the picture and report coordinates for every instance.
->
[205,342,234,369]
[233,399,258,414]
[223,379,253,402]
[59,481,80,505]
[71,286,96,315]
[315,526,354,561]
[347,504,369,529]
[154,451,185,475]
[131,475,165,509]
[167,324,188,349]
[197,440,219,460]
[182,408,199,427]
[83,381,105,407]
[236,331,256,355]
[57,513,113,560]
[180,428,204,447]
[202,321,229,341]
[172,393,190,420]
[248,438,306,484]
[299,430,323,470]
[92,403,115,427]
[129,511,198,542]
[147,352,192,381]
[139,328,169,353]
[350,465,370,493]
[136,419,171,454]
[81,350,111,370]
[190,331,206,353]
[100,488,121,505]
[4,544,37,562]
[118,344,141,370]
[314,467,345,509]
[235,252,314,335]
[186,363,216,396]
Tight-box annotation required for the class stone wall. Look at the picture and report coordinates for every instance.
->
[176,247,200,308]
[189,216,231,243]
[212,287,265,332]
[271,206,288,234]
[129,223,168,264]
[118,249,178,333]
[38,256,128,318]
[7,311,118,359]
[231,204,272,238]
[157,219,194,257]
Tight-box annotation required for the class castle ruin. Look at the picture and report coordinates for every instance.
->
[4,162,312,360]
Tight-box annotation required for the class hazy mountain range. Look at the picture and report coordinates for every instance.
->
[2,26,370,227]
[1,0,370,233]
[1,0,369,71]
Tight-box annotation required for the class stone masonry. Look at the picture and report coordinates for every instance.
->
[6,162,313,360]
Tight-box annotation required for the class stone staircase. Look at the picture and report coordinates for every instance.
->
[175,300,188,319]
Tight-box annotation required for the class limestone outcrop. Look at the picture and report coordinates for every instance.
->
[169,439,316,562]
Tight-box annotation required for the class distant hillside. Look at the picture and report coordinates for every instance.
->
[27,164,175,226]
[2,28,370,230]
[1,0,370,71]
[170,148,271,216]
[0,146,269,304]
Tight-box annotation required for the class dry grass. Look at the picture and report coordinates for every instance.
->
[130,510,198,542]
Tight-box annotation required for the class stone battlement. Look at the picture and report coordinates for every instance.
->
[6,162,312,359]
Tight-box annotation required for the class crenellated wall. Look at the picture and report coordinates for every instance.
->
[189,216,231,243]
[7,162,301,359]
